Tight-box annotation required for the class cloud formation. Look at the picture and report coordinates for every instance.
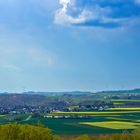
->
[54,0,87,25]
[54,0,140,28]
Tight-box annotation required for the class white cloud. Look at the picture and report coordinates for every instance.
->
[59,0,71,12]
[54,0,89,25]
[54,0,140,27]
[54,0,117,26]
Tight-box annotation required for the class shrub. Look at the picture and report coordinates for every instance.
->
[0,124,55,140]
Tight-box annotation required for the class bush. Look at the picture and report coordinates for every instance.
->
[0,124,55,140]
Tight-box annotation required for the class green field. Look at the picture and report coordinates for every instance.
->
[111,99,140,105]
[106,108,140,111]
[20,116,124,134]
[80,121,140,129]
[1,110,140,135]
[50,111,140,116]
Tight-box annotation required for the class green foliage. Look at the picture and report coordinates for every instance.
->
[0,124,55,140]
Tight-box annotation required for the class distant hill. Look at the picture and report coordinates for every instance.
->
[0,94,47,108]
[22,91,92,96]
[1,88,140,96]
[96,88,140,95]
[0,89,140,108]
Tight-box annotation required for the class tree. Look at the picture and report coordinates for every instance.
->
[0,124,56,140]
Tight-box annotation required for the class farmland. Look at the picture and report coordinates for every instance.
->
[110,99,140,105]
[1,109,140,135]
[47,110,140,134]
[20,110,140,134]
[50,110,140,116]
[80,121,140,130]
[106,108,140,111]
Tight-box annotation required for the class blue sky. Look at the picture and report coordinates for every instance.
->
[0,0,140,92]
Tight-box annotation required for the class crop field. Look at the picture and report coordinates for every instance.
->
[80,121,140,129]
[45,110,140,134]
[0,114,30,124]
[106,108,140,111]
[110,99,140,105]
[0,110,140,135]
[0,115,5,117]
[20,116,124,134]
[50,111,140,116]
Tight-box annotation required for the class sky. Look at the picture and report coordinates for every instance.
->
[0,0,140,92]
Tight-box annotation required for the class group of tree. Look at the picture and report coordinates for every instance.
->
[0,124,60,140]
[0,123,140,140]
